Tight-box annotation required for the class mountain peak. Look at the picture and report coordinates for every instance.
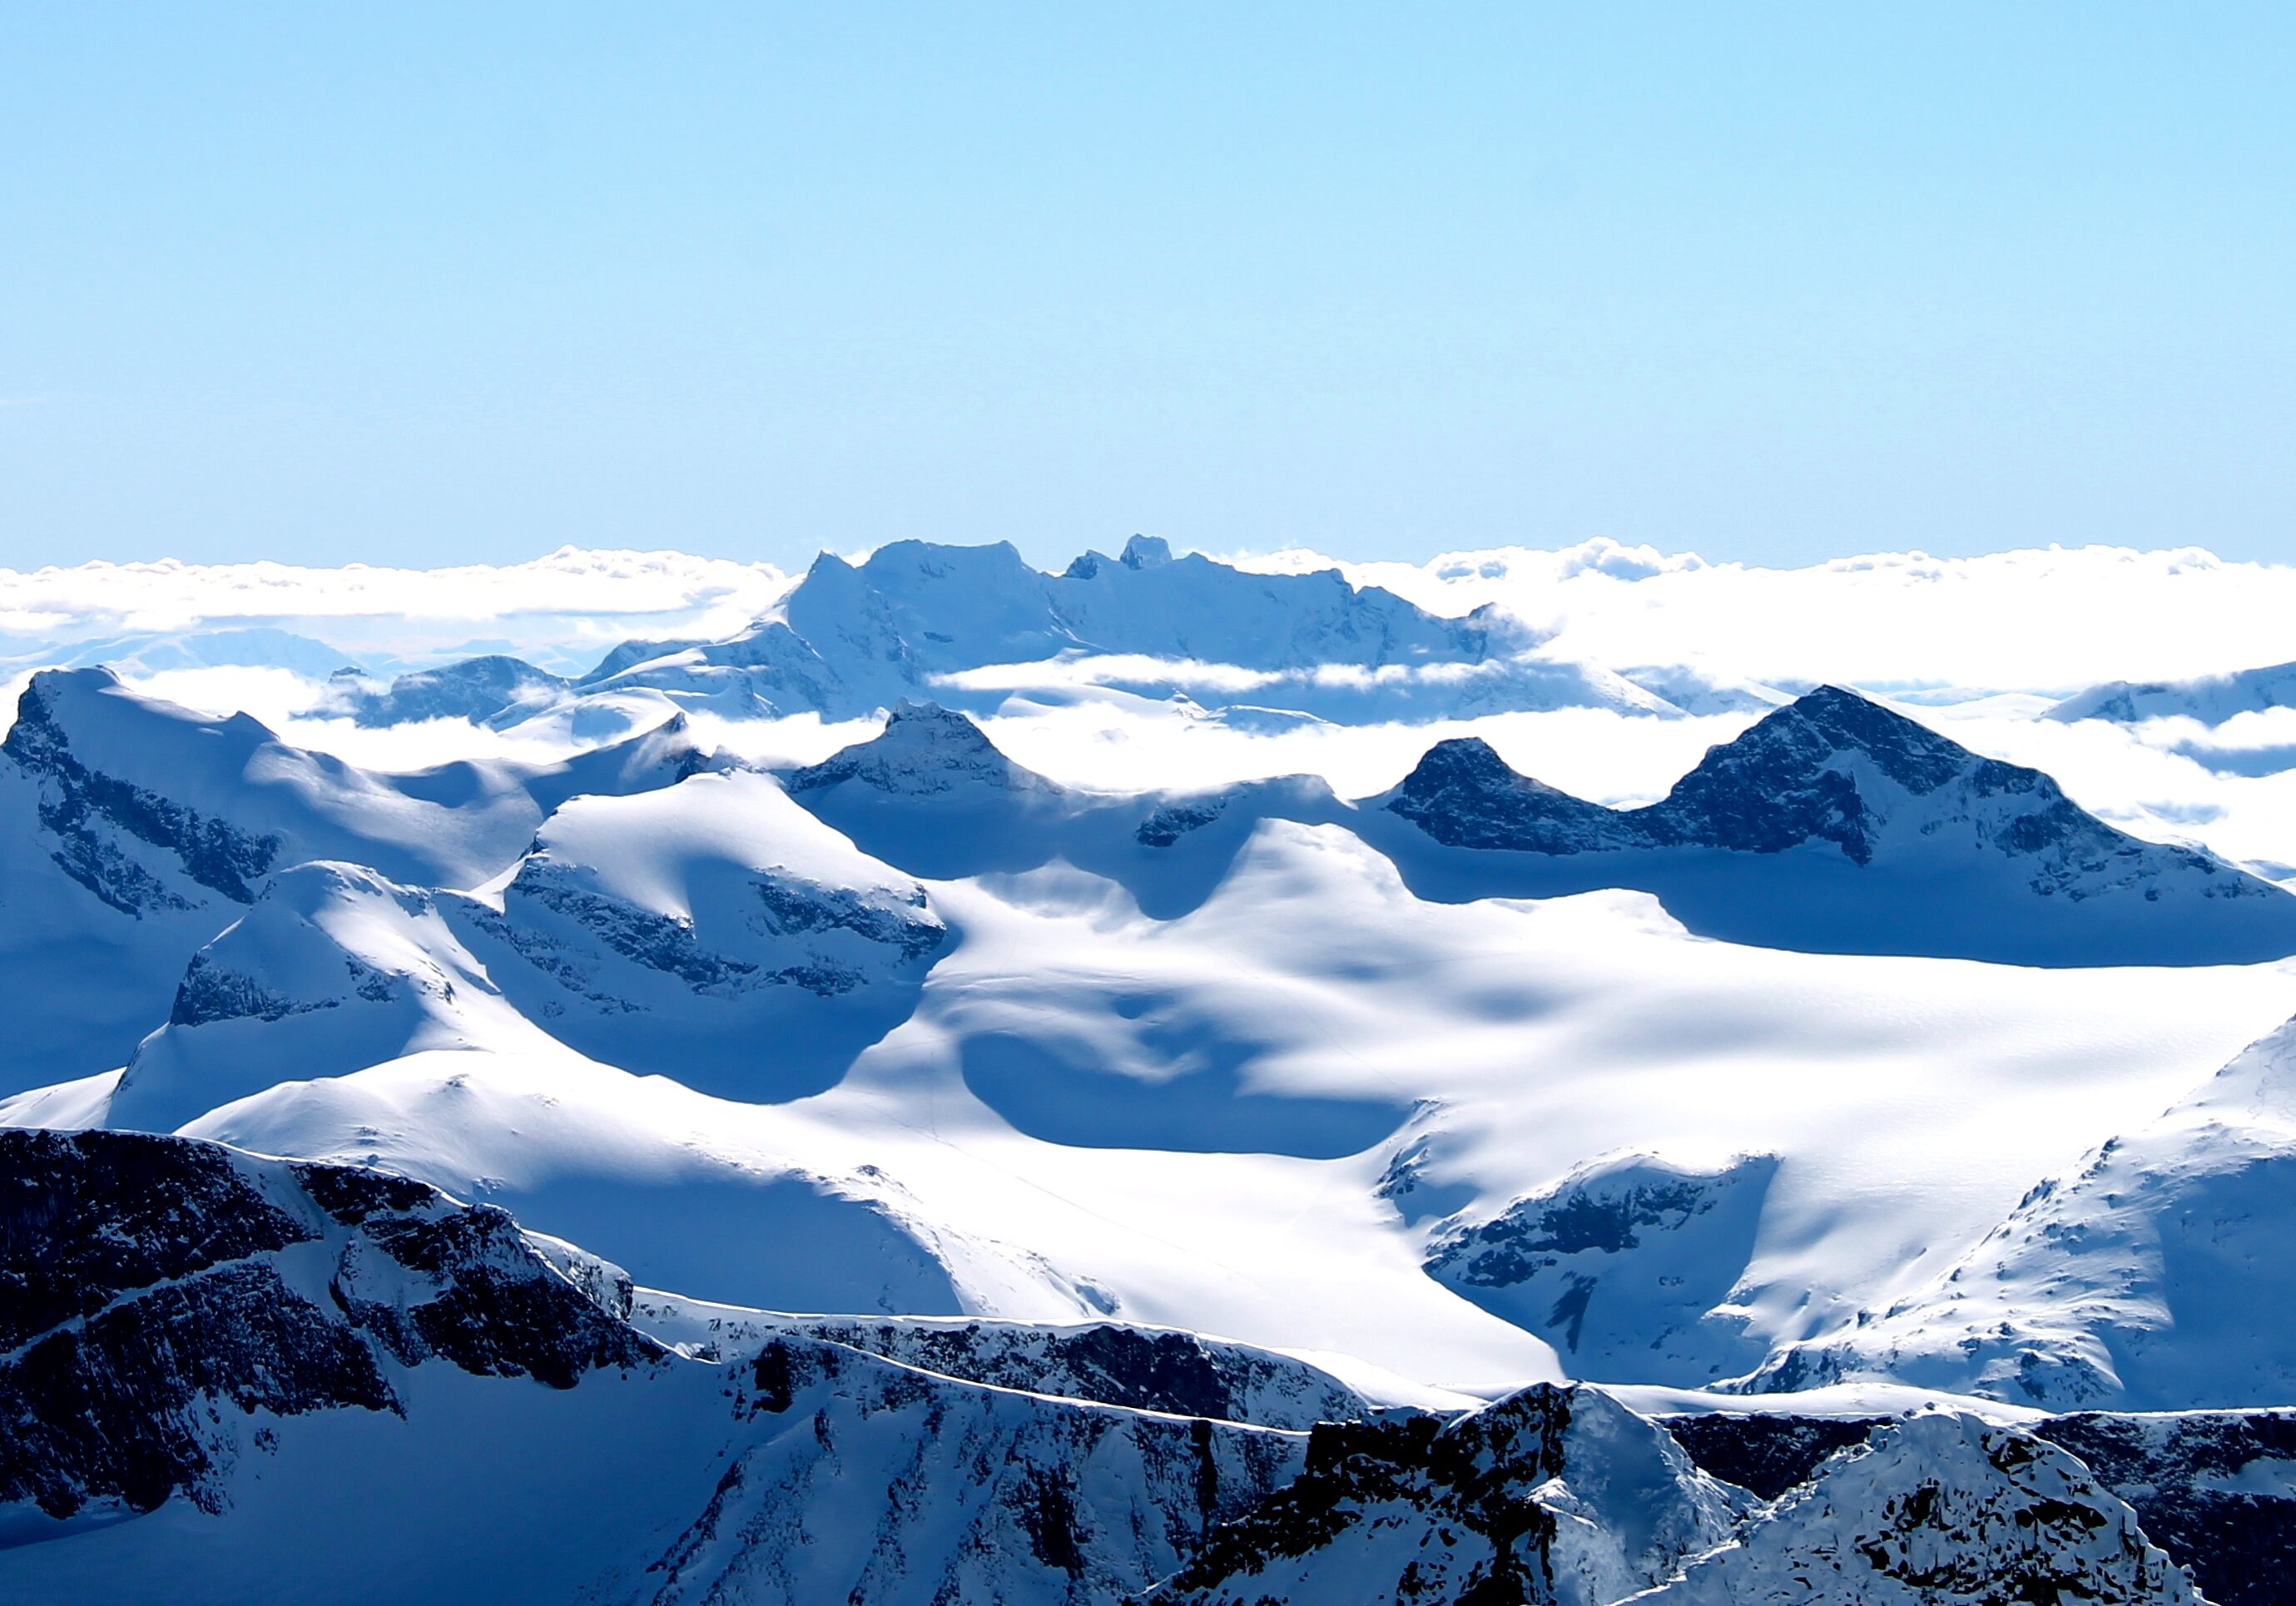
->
[1384,736,1638,853]
[1121,533,1173,570]
[787,701,1050,796]
[1645,687,1996,861]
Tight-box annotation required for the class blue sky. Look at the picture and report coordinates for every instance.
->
[2,5,2292,572]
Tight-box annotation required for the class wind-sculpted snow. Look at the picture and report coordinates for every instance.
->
[1142,1383,1744,1606]
[1757,1014,2296,1412]
[0,670,716,1090]
[446,770,948,1093]
[1639,1410,2199,1605]
[1427,1154,1778,1387]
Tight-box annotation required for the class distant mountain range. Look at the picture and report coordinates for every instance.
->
[297,538,1764,729]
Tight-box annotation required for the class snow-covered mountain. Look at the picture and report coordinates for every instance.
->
[3,626,362,680]
[20,556,2296,1600]
[1368,683,2296,963]
[400,537,1678,727]
[2049,659,2296,725]
[0,667,709,1089]
[1756,1012,2296,1412]
[1639,1410,2197,1604]
[315,654,573,726]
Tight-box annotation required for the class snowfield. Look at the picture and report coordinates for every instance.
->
[7,536,2296,1600]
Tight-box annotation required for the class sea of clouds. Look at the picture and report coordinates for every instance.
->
[7,537,2296,881]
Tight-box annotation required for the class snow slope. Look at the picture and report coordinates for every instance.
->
[1760,1013,2296,1410]
[0,668,709,1089]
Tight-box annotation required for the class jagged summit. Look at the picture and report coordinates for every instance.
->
[550,537,1672,725]
[1385,684,2285,899]
[1644,1410,2199,1604]
[787,701,1052,796]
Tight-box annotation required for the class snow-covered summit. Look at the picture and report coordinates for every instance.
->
[542,538,1669,724]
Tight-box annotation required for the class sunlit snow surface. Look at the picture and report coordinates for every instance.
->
[8,538,2296,1406]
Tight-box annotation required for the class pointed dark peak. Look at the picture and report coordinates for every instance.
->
[1063,549,1110,579]
[1638,687,2003,862]
[1386,736,1642,854]
[1731,685,1969,791]
[787,700,1050,797]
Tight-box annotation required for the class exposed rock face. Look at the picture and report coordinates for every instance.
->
[1387,737,1642,854]
[1642,685,1972,861]
[1140,1385,1742,1606]
[632,1307,1374,1431]
[4,1130,2282,1605]
[2041,1410,2296,1606]
[1384,685,2279,905]
[1643,1410,2199,1605]
[3,670,280,913]
[639,1336,1306,1606]
[1667,1407,2296,1606]
[486,854,945,1002]
[0,1129,660,1528]
[1426,1154,1777,1386]
[1659,1414,1884,1501]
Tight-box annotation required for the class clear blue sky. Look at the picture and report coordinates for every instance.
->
[3,5,2292,572]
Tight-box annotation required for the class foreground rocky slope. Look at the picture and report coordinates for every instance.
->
[4,1128,2278,1605]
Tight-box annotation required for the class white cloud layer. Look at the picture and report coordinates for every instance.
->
[0,546,795,674]
[1232,539,2296,694]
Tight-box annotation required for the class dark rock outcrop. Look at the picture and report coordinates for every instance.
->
[0,1129,662,1529]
